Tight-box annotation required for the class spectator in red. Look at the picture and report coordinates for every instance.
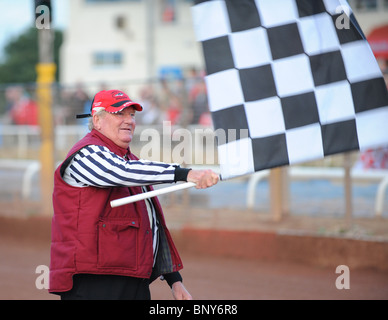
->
[6,86,39,125]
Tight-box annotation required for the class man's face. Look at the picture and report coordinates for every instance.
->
[93,107,136,149]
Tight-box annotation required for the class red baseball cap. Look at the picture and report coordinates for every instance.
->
[76,90,143,119]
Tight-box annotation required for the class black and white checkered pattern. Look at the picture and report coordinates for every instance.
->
[192,0,388,180]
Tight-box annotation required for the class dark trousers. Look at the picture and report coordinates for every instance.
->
[59,274,151,300]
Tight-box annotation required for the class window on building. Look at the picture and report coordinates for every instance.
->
[93,52,123,67]
[161,0,176,23]
[353,0,378,10]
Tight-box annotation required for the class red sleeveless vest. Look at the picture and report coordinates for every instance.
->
[49,129,183,293]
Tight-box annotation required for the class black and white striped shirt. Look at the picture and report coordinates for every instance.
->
[62,144,188,264]
[63,145,178,188]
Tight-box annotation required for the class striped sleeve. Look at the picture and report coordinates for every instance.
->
[63,145,178,188]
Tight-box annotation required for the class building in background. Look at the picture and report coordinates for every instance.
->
[60,0,388,96]
[60,0,201,96]
[350,0,388,35]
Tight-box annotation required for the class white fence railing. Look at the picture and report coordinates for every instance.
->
[0,158,386,217]
[246,167,388,217]
[0,124,89,157]
[0,125,387,217]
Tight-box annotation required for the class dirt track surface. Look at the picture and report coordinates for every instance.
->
[1,237,388,300]
[0,215,387,300]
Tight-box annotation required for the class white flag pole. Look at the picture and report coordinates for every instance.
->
[110,182,196,208]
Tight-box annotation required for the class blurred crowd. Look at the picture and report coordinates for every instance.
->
[0,68,211,128]
[2,86,39,126]
[355,147,388,169]
[136,68,211,127]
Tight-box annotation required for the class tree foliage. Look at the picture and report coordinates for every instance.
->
[0,27,63,84]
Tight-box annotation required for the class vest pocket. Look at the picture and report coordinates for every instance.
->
[97,219,140,269]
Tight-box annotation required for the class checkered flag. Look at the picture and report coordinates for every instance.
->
[191,0,388,180]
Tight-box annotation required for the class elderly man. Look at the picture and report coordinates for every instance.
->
[49,89,219,300]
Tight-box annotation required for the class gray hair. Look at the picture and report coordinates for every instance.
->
[88,110,106,131]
